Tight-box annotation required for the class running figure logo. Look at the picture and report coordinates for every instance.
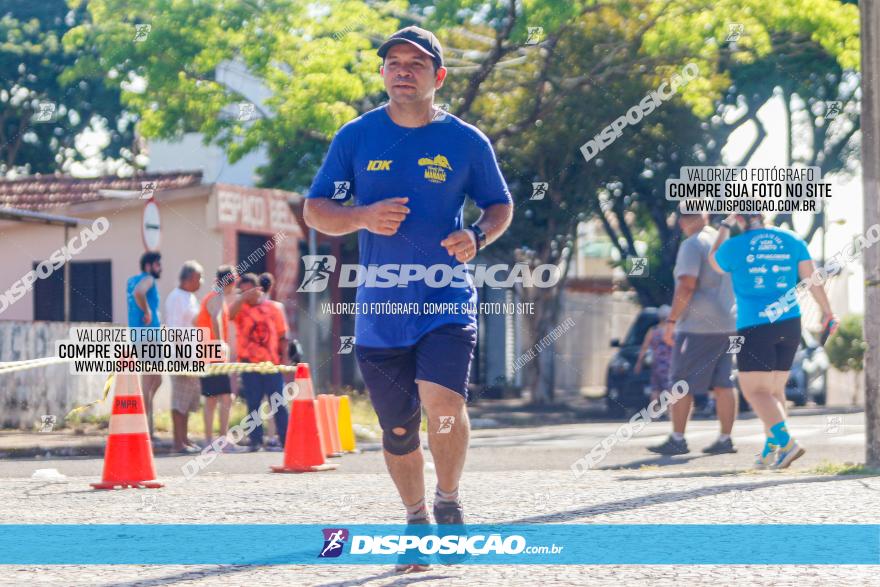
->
[825,101,842,119]
[318,528,349,558]
[530,182,548,201]
[726,23,744,42]
[526,26,544,45]
[238,102,256,121]
[133,24,151,42]
[40,415,56,432]
[628,257,648,277]
[140,181,156,200]
[33,102,56,123]
[338,336,355,354]
[332,181,350,200]
[825,415,844,434]
[727,335,744,354]
[437,416,455,434]
[298,255,337,293]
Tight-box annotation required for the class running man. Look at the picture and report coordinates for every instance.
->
[709,212,837,469]
[649,212,738,455]
[302,26,513,572]
[126,251,163,439]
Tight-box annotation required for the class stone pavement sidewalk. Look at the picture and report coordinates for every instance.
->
[2,467,879,586]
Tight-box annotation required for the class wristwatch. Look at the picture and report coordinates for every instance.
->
[468,224,487,251]
[721,221,736,231]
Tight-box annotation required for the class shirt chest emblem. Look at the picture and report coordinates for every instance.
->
[418,154,453,184]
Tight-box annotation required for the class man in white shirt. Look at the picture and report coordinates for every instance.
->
[164,260,204,453]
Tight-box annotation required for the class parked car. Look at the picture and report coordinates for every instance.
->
[604,307,659,418]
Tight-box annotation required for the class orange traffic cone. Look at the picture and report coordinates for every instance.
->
[325,395,343,456]
[314,398,332,458]
[317,395,342,458]
[271,364,337,473]
[91,373,163,489]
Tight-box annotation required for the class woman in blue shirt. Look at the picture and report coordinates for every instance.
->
[709,213,836,469]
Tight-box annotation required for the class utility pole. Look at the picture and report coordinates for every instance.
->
[861,0,880,467]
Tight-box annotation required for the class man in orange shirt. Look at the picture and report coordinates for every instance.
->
[230,273,289,451]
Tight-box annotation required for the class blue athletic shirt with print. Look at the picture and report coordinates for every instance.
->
[714,226,811,329]
[126,272,160,327]
[306,106,511,348]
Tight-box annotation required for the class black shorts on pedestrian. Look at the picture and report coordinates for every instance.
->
[736,317,801,372]
[355,323,476,431]
[200,374,232,397]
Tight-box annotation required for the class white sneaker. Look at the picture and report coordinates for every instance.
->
[772,440,805,469]
[754,450,776,470]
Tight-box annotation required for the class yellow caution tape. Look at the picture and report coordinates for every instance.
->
[65,373,116,419]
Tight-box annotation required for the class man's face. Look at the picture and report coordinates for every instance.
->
[381,43,446,103]
[184,271,203,293]
[147,261,162,279]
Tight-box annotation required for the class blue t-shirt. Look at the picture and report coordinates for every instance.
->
[306,106,511,347]
[126,272,160,327]
[714,227,811,329]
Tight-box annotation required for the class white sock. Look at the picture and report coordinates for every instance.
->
[671,432,685,441]
[405,497,428,523]
[718,434,731,442]
[435,486,460,505]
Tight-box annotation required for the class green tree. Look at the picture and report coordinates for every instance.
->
[0,0,134,176]
[827,314,866,373]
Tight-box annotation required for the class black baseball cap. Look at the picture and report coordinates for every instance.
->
[377,26,443,68]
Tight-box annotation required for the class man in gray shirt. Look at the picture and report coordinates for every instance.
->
[648,212,738,455]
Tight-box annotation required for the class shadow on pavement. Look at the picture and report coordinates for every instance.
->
[99,566,457,587]
[315,570,458,587]
[506,475,847,524]
[592,453,712,470]
[614,469,745,480]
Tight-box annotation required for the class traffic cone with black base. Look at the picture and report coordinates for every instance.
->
[271,363,338,473]
[91,373,163,490]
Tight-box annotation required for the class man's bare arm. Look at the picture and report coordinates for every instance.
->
[301,198,410,236]
[133,276,153,312]
[474,203,513,245]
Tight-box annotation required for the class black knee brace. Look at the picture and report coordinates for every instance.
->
[382,410,421,455]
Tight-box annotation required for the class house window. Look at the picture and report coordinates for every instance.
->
[33,260,112,322]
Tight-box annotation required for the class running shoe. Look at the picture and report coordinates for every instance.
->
[753,451,776,469]
[702,438,737,454]
[647,435,689,455]
[394,517,432,573]
[771,439,805,469]
[434,501,469,565]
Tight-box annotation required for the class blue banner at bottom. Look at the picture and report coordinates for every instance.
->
[0,524,877,565]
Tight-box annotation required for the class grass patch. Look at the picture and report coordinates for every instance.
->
[809,461,880,476]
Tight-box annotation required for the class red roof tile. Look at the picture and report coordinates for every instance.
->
[0,171,203,211]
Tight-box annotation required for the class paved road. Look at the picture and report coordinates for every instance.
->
[2,409,876,586]
[0,409,866,479]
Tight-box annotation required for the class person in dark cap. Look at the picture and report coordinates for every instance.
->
[300,25,514,573]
